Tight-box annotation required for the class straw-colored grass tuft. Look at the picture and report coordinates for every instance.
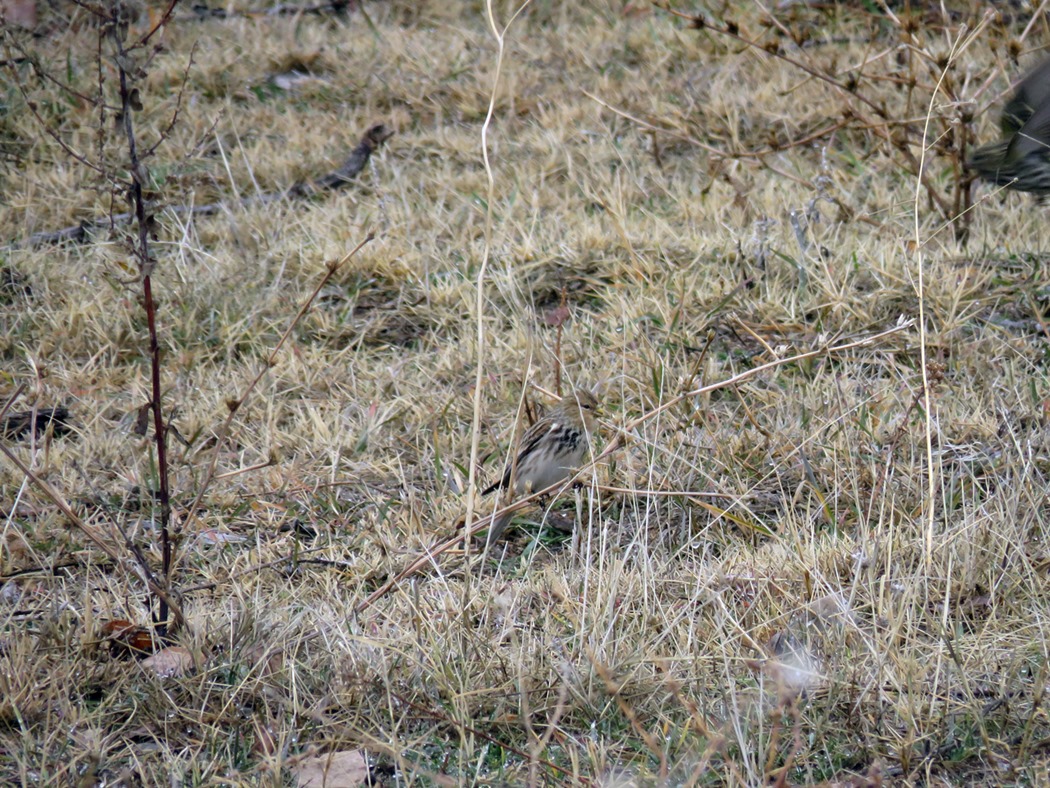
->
[2,1,1049,784]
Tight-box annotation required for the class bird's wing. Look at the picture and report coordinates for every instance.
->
[1003,54,1050,133]
[1007,96,1050,159]
[483,418,554,494]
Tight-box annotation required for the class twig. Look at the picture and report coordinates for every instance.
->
[9,125,393,249]
[299,124,394,192]
[105,7,182,629]
[137,0,179,47]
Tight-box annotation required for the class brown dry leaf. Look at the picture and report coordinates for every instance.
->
[99,619,157,657]
[543,303,570,327]
[292,750,369,787]
[133,402,150,436]
[141,646,193,677]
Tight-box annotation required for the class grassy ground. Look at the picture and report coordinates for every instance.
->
[2,1,1050,784]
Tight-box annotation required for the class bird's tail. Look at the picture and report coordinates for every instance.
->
[484,508,514,547]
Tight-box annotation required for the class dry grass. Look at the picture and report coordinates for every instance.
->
[2,1,1050,784]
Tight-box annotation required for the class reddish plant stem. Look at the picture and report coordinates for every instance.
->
[112,22,173,632]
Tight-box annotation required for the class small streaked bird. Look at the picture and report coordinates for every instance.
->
[482,388,601,544]
[968,54,1050,195]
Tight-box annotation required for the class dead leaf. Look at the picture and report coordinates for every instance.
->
[133,402,150,436]
[99,619,157,656]
[543,303,570,327]
[292,750,369,787]
[142,646,193,677]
